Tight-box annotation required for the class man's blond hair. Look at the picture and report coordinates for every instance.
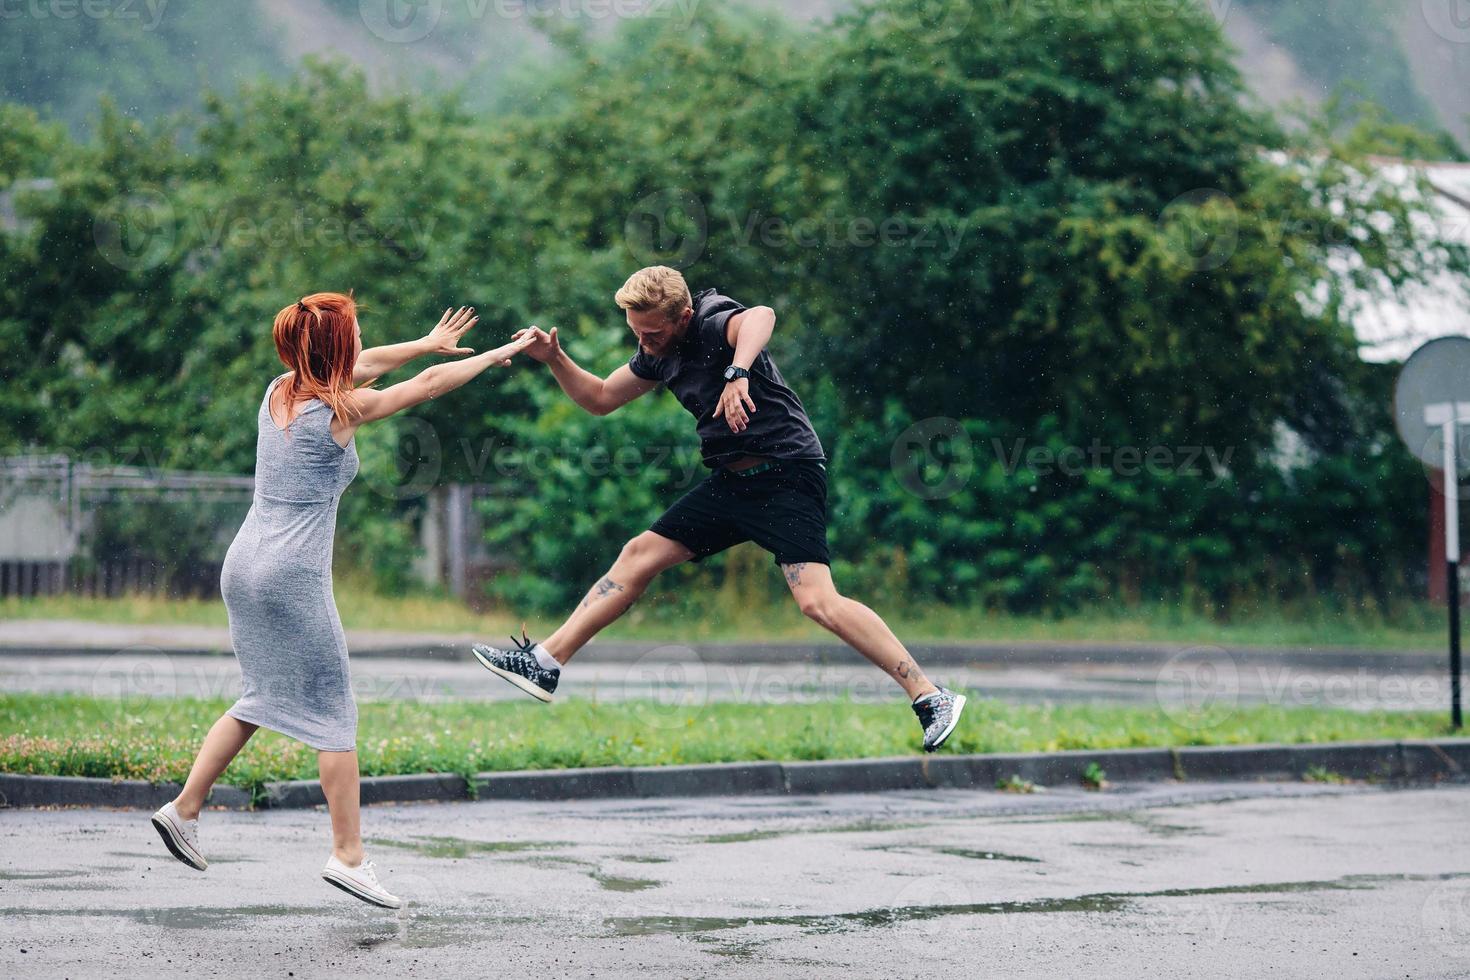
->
[615,266,693,323]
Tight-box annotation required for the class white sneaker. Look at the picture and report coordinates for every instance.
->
[321,854,402,909]
[150,801,207,871]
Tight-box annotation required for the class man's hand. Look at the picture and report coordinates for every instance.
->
[423,306,478,356]
[484,331,539,367]
[511,325,563,364]
[712,377,757,433]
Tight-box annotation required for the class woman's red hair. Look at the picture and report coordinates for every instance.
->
[272,291,361,422]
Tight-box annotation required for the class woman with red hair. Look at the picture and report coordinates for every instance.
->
[149,293,531,909]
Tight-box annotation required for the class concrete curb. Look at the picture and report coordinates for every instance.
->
[5,740,1467,809]
[0,637,1445,671]
[0,774,251,810]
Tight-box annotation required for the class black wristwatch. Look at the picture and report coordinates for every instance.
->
[723,365,750,383]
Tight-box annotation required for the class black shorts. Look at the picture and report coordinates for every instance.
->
[650,459,830,567]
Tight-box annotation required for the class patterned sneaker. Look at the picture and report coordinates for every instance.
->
[913,688,967,753]
[321,854,401,910]
[150,801,207,871]
[472,631,560,703]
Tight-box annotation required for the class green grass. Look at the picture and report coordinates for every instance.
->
[0,587,1451,651]
[0,693,1456,799]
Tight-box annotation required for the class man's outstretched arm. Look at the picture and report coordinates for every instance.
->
[514,325,657,416]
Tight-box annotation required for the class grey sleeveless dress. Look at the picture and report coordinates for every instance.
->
[221,374,360,752]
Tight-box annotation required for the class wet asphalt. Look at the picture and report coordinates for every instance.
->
[2,781,1467,979]
[0,650,1451,713]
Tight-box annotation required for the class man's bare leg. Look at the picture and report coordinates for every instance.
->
[781,561,939,701]
[542,531,694,664]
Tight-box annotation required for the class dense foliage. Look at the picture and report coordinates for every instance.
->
[2,0,1464,613]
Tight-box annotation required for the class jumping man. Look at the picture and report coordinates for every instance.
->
[472,266,966,751]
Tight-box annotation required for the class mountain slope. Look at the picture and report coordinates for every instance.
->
[1,0,1466,149]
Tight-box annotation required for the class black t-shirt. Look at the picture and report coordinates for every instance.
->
[628,289,826,469]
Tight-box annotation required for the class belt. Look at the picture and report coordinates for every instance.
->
[727,461,779,478]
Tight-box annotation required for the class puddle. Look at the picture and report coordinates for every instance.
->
[1003,812,1209,838]
[603,874,1426,939]
[498,853,662,892]
[691,935,766,960]
[865,844,1040,864]
[694,820,927,845]
[28,881,123,892]
[0,904,322,928]
[369,836,571,859]
[109,850,259,864]
[697,830,787,844]
[503,855,593,869]
[592,872,662,893]
[607,893,1128,937]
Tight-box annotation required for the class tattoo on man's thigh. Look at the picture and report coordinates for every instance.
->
[783,563,808,587]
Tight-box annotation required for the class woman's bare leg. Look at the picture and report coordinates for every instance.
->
[318,750,363,867]
[172,714,258,820]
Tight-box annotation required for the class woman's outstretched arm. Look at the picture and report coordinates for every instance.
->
[332,328,534,445]
[352,307,480,385]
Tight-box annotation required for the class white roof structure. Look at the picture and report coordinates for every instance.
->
[1353,157,1470,363]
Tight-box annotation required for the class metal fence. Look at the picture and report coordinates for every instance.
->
[0,454,254,599]
[1,454,501,601]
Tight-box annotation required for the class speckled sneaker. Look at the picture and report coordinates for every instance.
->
[321,855,401,910]
[913,688,967,753]
[151,801,207,871]
[472,631,560,703]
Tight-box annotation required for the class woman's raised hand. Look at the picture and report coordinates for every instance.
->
[424,306,479,356]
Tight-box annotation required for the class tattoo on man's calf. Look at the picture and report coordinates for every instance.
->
[581,577,627,609]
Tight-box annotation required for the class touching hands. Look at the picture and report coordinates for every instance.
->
[511,325,563,364]
[486,331,539,367]
[424,306,479,356]
[712,377,757,433]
